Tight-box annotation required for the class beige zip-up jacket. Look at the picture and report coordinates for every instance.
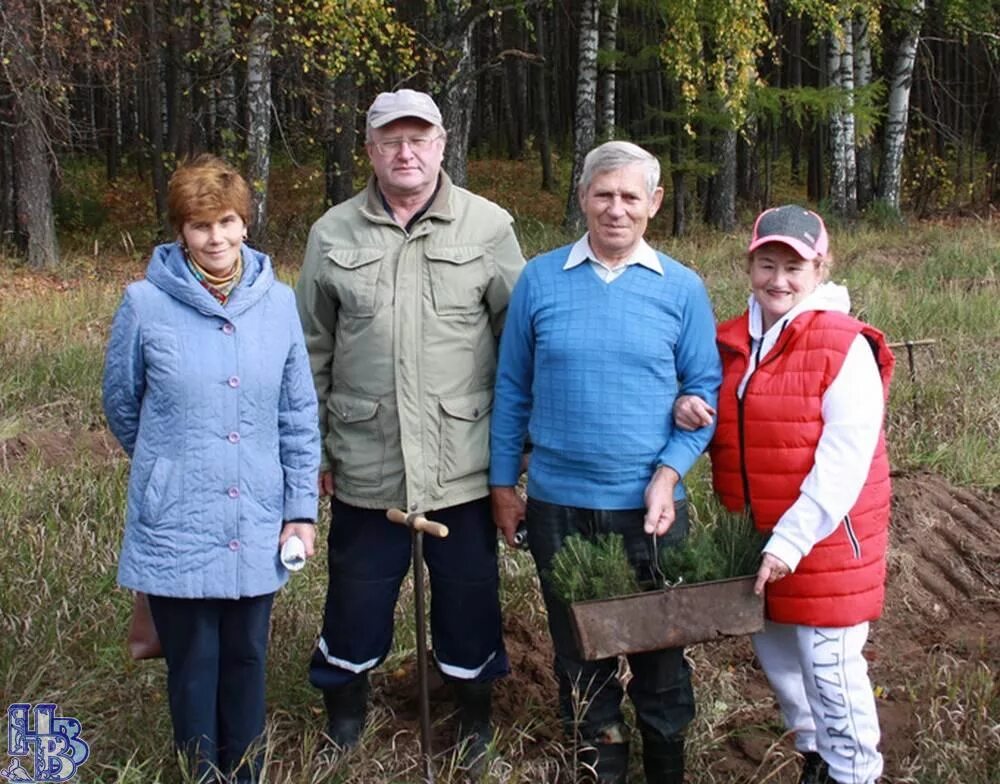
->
[295,173,525,513]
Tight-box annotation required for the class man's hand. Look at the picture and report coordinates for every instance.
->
[280,521,317,558]
[754,553,791,596]
[318,470,335,497]
[643,465,680,535]
[674,395,716,431]
[491,486,525,548]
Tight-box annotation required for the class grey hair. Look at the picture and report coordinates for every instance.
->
[578,141,660,197]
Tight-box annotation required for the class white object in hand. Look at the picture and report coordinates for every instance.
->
[280,535,307,571]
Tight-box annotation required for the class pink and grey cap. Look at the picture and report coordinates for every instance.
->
[366,89,443,132]
[748,205,829,260]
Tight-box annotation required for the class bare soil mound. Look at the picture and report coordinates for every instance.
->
[0,427,120,472]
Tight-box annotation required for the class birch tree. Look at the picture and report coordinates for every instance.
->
[878,0,925,213]
[246,1,273,241]
[853,10,875,209]
[564,0,600,232]
[827,16,857,216]
[597,0,619,141]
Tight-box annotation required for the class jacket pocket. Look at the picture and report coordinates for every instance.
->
[425,245,487,316]
[326,247,384,317]
[140,457,174,525]
[438,389,492,484]
[328,390,384,487]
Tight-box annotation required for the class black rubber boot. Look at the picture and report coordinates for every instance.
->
[641,734,685,784]
[454,680,493,776]
[799,751,835,784]
[322,673,369,749]
[579,740,630,784]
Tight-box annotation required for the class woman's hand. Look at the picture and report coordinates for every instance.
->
[674,395,716,431]
[754,553,791,596]
[280,521,316,558]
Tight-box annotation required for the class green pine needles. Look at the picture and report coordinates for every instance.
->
[550,512,766,604]
[549,534,641,604]
[658,511,765,586]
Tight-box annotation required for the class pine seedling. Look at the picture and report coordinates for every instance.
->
[550,534,640,603]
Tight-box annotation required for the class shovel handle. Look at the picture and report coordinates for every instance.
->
[386,508,449,539]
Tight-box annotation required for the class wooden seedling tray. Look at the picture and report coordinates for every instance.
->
[569,575,764,660]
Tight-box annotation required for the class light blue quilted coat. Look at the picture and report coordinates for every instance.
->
[103,242,320,599]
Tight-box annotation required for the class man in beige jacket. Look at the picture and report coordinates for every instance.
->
[295,89,524,764]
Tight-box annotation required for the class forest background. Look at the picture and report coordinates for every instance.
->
[1,1,999,783]
[1,0,999,268]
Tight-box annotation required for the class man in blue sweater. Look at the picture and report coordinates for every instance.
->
[490,141,721,784]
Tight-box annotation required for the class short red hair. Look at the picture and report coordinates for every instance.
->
[167,154,251,234]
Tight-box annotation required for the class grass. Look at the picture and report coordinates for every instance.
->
[1,158,998,782]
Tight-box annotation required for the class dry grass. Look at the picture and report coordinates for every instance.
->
[1,161,998,782]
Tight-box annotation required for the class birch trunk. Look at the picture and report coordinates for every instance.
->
[853,13,875,210]
[564,0,600,232]
[878,0,925,213]
[828,21,857,216]
[597,0,619,141]
[433,1,477,188]
[246,2,273,242]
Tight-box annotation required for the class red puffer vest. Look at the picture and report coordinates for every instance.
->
[711,309,894,627]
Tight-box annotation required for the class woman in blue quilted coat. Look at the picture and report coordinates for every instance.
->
[102,154,320,783]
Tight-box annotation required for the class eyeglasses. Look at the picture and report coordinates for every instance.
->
[372,134,444,156]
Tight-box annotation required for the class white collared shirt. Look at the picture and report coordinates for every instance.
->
[562,234,663,283]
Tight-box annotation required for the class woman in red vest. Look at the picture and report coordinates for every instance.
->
[676,206,894,784]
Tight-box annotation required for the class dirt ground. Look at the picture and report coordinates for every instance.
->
[5,429,998,781]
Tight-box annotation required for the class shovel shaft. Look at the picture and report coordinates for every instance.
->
[412,531,434,783]
[387,508,449,539]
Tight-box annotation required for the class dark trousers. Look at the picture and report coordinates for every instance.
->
[148,593,274,783]
[526,497,696,744]
[309,496,509,691]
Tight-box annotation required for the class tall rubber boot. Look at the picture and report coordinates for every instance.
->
[322,673,369,749]
[579,740,630,784]
[454,680,493,776]
[641,733,685,784]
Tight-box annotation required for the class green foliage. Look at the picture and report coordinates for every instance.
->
[550,534,640,603]
[549,513,765,604]
[659,511,765,585]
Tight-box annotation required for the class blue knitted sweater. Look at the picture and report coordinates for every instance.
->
[489,243,721,509]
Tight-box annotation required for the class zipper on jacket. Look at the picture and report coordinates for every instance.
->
[843,514,862,558]
[733,320,792,521]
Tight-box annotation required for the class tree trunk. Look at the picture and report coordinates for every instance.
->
[597,0,619,141]
[325,72,358,208]
[706,126,737,231]
[0,98,15,244]
[215,0,239,159]
[564,0,600,232]
[853,12,875,210]
[535,5,555,191]
[246,2,273,242]
[878,0,925,214]
[13,112,59,268]
[827,21,857,217]
[433,1,479,188]
[145,0,169,235]
[5,0,58,267]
